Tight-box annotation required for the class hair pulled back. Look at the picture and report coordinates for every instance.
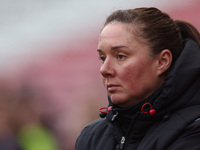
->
[104,7,200,64]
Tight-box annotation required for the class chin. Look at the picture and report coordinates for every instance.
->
[110,96,127,107]
[110,95,138,108]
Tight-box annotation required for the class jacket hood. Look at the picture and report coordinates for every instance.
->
[153,38,200,113]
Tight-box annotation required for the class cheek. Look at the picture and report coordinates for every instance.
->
[121,68,135,81]
[121,60,143,79]
[119,61,150,88]
[119,66,139,85]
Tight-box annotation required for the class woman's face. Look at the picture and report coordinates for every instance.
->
[97,23,164,108]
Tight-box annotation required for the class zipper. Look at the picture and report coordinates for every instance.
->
[111,110,126,149]
[111,111,118,121]
[120,136,125,149]
[116,111,140,150]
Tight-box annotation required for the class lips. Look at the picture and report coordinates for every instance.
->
[107,84,119,92]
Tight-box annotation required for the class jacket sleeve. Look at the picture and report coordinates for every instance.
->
[75,124,92,150]
[167,118,200,150]
[75,118,106,150]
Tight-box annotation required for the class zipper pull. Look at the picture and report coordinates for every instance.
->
[120,136,125,149]
[111,111,118,121]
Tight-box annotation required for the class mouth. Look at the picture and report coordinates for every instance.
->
[107,84,119,92]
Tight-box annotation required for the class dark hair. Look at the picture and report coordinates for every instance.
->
[103,7,200,64]
[174,20,200,45]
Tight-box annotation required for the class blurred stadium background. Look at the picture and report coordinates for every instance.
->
[0,0,200,149]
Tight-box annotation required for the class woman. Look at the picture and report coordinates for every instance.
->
[75,7,200,150]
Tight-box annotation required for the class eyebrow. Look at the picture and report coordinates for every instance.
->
[111,45,128,50]
[97,46,128,53]
[97,49,102,53]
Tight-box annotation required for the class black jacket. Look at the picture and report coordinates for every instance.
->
[75,39,200,150]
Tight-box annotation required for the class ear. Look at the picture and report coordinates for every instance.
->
[157,49,172,76]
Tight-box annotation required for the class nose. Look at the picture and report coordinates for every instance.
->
[100,58,115,77]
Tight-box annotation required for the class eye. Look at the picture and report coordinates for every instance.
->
[99,55,106,62]
[117,54,126,60]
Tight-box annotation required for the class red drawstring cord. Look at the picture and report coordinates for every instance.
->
[100,103,156,117]
[99,106,113,114]
[141,102,156,116]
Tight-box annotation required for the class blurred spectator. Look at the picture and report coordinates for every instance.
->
[0,79,59,150]
[0,86,22,150]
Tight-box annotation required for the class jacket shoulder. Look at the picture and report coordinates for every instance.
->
[138,105,200,150]
[75,118,111,150]
[79,118,107,135]
[167,117,200,150]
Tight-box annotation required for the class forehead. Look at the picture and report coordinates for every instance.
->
[98,22,153,57]
[100,23,133,39]
[98,23,135,48]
